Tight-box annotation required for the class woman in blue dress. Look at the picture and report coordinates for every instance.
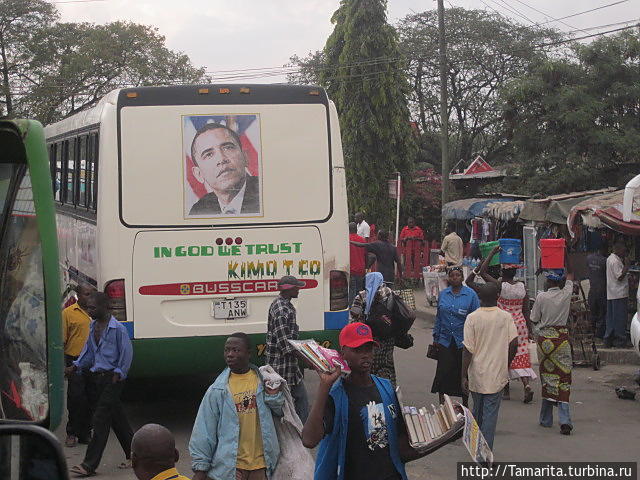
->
[430,266,480,407]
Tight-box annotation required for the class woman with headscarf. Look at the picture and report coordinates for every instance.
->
[349,272,397,384]
[430,267,479,407]
[467,245,536,403]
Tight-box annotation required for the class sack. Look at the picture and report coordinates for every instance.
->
[394,288,416,310]
[528,341,538,366]
[365,299,395,339]
[395,333,414,349]
[426,343,439,360]
[390,292,416,336]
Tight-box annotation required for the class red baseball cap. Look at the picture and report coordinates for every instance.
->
[339,322,378,348]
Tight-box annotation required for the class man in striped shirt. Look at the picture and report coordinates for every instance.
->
[265,275,309,422]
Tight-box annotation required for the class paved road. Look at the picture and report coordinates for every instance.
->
[56,300,640,479]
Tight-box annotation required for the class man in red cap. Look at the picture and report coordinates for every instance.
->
[265,275,309,422]
[302,323,444,480]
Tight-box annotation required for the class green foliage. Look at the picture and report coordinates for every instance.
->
[319,0,417,226]
[0,0,57,115]
[397,8,559,167]
[501,30,640,195]
[24,21,207,124]
[0,1,206,123]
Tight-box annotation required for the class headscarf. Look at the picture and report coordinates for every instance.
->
[364,272,384,315]
[544,269,566,282]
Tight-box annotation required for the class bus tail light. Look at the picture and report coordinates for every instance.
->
[105,279,127,322]
[329,270,348,311]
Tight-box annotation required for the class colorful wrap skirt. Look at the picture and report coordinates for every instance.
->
[537,326,572,403]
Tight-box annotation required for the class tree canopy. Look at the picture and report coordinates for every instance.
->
[0,0,206,123]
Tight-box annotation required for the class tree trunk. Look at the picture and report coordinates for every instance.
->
[0,32,13,114]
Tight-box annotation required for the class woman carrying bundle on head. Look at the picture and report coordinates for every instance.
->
[466,245,536,403]
[429,266,480,407]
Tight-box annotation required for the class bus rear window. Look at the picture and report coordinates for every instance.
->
[119,103,332,226]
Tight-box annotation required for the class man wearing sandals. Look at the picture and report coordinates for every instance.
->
[65,292,134,477]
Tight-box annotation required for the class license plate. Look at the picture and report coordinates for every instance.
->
[213,299,248,319]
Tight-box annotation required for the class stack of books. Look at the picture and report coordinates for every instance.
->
[287,339,351,374]
[396,388,463,447]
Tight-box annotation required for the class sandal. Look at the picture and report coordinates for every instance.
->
[523,385,534,404]
[70,465,95,477]
[118,459,132,469]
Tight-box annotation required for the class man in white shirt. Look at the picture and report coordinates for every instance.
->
[440,222,464,266]
[354,212,370,239]
[188,123,260,216]
[605,240,630,348]
[462,283,518,450]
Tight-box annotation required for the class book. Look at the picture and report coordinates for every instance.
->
[403,406,420,444]
[417,408,430,442]
[410,407,426,443]
[443,394,457,426]
[287,339,350,373]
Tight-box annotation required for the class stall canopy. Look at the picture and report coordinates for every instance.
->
[519,188,616,224]
[442,197,516,221]
[483,200,525,222]
[568,189,640,237]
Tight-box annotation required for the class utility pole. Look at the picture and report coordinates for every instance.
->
[437,0,449,230]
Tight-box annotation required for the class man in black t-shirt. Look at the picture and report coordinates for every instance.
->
[351,230,403,284]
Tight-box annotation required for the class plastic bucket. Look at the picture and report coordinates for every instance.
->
[499,238,521,264]
[479,241,500,266]
[540,238,565,269]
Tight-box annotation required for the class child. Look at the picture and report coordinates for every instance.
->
[190,333,283,480]
[461,283,518,450]
[302,323,448,480]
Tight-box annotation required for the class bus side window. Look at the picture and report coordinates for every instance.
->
[89,132,99,212]
[77,135,88,208]
[54,142,62,203]
[64,138,75,205]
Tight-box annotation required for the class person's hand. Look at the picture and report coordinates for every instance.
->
[317,366,341,389]
[64,365,76,378]
[265,383,282,395]
[112,372,122,384]
[461,377,469,396]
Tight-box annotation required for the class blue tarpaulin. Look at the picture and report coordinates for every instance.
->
[442,198,516,220]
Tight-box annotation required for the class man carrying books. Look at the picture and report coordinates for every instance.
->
[302,322,445,480]
[190,333,283,480]
[461,283,518,450]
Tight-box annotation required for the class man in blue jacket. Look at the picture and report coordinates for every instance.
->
[190,332,284,480]
[302,323,450,480]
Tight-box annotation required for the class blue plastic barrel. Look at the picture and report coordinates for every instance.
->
[499,238,521,264]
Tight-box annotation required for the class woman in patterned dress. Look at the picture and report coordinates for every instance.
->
[349,272,397,385]
[467,245,536,403]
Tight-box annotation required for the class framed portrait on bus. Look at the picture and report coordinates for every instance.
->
[182,114,263,218]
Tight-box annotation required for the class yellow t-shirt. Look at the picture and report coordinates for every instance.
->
[62,304,91,357]
[229,370,265,470]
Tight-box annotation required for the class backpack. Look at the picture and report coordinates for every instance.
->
[365,297,395,340]
[389,291,416,337]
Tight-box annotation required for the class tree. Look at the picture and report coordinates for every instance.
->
[396,8,559,167]
[318,0,417,226]
[21,21,207,124]
[501,30,640,195]
[0,0,57,115]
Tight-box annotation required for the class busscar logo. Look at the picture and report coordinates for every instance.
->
[180,284,191,295]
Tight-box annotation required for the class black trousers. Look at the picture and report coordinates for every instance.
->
[81,372,133,473]
[65,355,90,440]
[588,290,607,338]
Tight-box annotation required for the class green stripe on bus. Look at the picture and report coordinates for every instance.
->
[127,330,340,378]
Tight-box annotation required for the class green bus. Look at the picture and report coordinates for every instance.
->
[0,119,63,431]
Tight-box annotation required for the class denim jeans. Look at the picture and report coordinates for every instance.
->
[605,298,628,345]
[290,380,309,424]
[471,390,503,450]
[349,274,365,306]
[539,399,572,428]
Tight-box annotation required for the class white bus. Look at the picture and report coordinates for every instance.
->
[44,85,349,377]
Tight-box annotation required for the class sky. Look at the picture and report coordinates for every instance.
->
[57,0,640,83]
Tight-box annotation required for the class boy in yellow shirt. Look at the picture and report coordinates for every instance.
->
[62,283,94,447]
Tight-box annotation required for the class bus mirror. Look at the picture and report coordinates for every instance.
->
[0,425,69,480]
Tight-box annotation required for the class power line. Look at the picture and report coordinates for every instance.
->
[48,0,108,3]
[534,0,631,27]
[511,0,586,34]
